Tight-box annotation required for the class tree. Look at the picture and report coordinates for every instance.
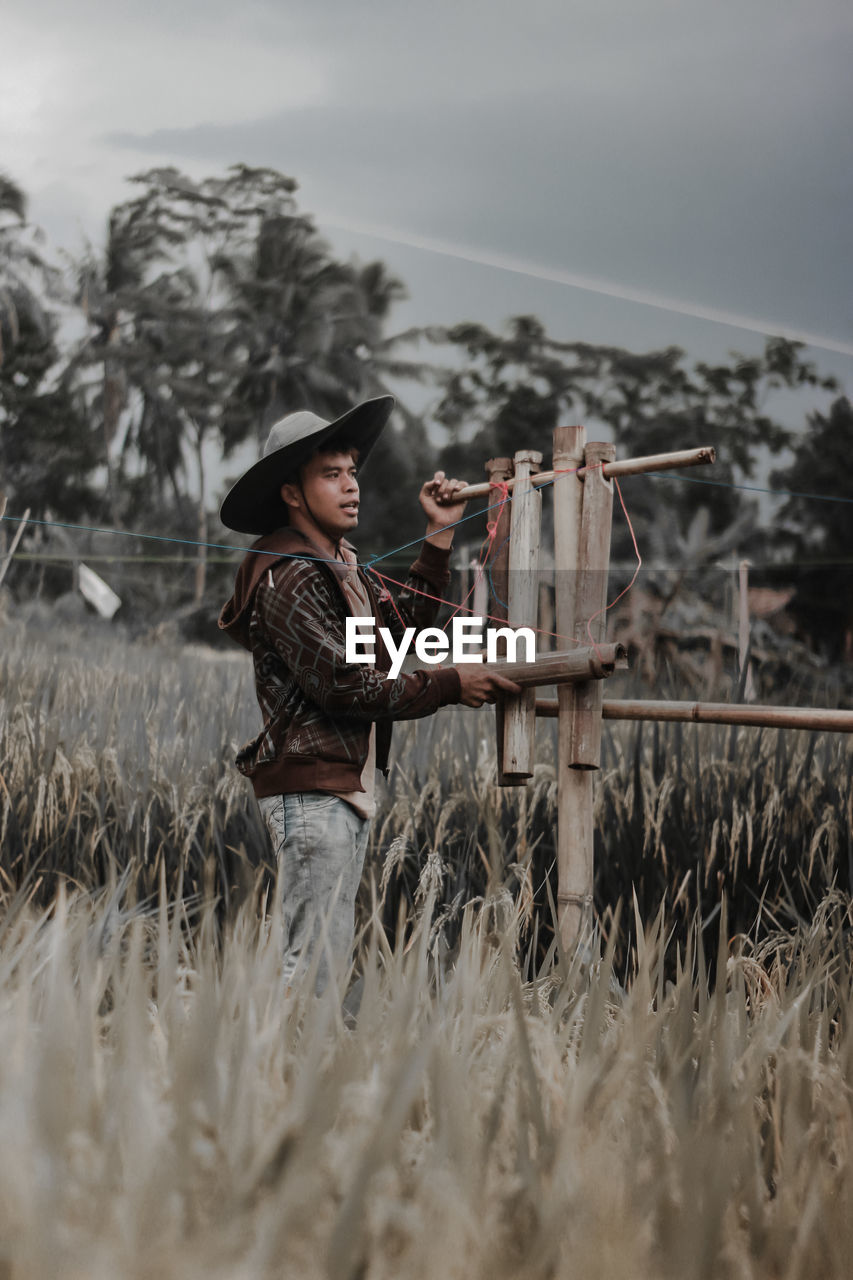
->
[423,318,837,577]
[770,396,853,661]
[0,305,100,521]
[0,175,100,546]
[71,167,299,601]
[69,165,435,604]
[221,208,396,446]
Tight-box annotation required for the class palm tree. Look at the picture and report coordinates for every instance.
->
[221,211,377,450]
[0,174,53,370]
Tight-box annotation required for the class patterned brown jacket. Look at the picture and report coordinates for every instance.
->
[218,528,462,799]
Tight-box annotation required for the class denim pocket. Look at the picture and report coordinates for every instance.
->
[258,795,287,849]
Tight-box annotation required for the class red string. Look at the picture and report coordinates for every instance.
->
[376,573,410,633]
[485,479,510,542]
[442,478,511,628]
[365,458,644,659]
[585,476,642,657]
[366,566,576,648]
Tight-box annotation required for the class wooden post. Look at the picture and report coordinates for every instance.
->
[738,559,755,702]
[538,583,554,653]
[0,507,30,590]
[570,442,616,769]
[485,458,513,782]
[457,545,469,612]
[472,556,488,620]
[502,449,542,784]
[552,426,593,950]
[484,458,513,621]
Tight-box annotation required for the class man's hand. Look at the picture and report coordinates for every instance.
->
[420,471,468,544]
[456,668,522,708]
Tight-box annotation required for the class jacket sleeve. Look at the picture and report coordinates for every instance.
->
[255,557,461,722]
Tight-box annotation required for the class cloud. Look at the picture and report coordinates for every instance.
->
[6,0,852,366]
[103,50,853,350]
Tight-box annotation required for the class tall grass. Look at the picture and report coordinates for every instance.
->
[0,620,265,908]
[2,617,851,964]
[3,619,853,1273]
[0,879,851,1277]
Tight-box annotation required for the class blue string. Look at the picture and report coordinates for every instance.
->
[0,513,342,562]
[0,492,515,570]
[2,468,852,572]
[643,472,853,506]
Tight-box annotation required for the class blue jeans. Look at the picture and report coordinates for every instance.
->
[258,792,370,996]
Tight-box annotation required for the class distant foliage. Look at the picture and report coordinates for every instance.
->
[771,396,853,660]
[426,318,837,550]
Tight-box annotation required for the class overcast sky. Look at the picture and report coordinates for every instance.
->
[4,0,852,415]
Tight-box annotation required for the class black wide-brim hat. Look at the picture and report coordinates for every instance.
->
[219,395,394,534]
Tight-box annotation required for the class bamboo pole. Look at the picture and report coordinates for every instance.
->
[570,443,616,769]
[454,445,715,501]
[483,643,626,687]
[0,506,31,590]
[534,699,853,733]
[538,583,554,653]
[485,458,513,782]
[738,559,756,702]
[484,457,513,621]
[551,425,594,950]
[501,450,542,783]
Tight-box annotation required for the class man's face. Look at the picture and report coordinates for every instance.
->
[281,449,360,538]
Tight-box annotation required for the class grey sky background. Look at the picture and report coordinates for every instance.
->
[4,0,853,445]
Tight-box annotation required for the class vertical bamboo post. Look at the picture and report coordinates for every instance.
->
[485,457,513,781]
[538,583,554,653]
[0,506,30,590]
[472,556,488,620]
[457,545,469,610]
[738,558,755,702]
[484,458,513,621]
[552,426,593,950]
[570,442,616,769]
[502,449,542,783]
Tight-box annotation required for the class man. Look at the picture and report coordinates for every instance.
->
[219,394,519,994]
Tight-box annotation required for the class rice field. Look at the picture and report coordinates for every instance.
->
[2,613,853,1277]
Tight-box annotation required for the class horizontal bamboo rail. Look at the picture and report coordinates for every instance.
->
[534,698,853,733]
[486,644,628,688]
[454,446,715,501]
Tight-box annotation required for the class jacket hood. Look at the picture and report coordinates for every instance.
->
[218,527,356,650]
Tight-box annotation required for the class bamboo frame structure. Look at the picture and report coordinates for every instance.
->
[455,446,715,501]
[534,699,853,732]
[474,431,850,956]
